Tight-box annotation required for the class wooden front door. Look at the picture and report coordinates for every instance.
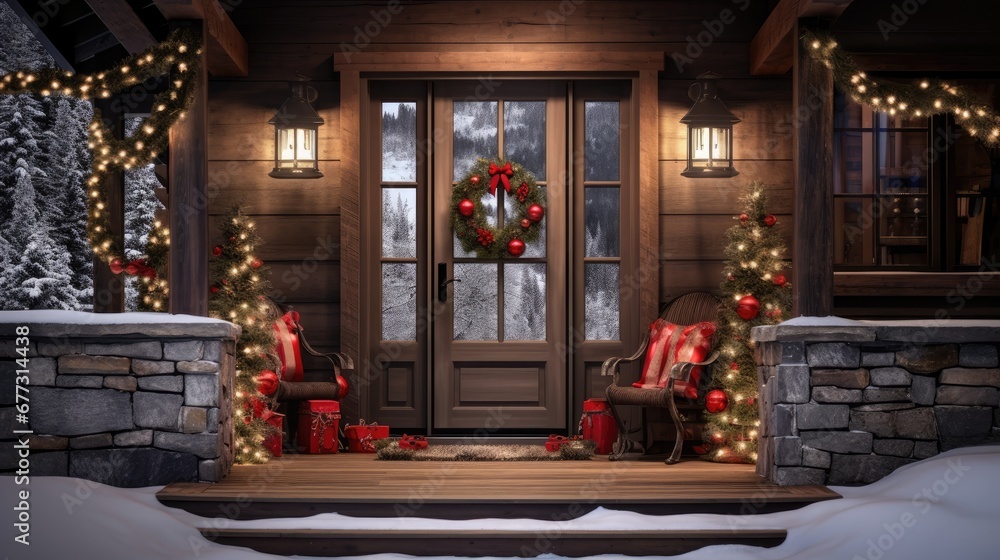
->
[431,82,568,431]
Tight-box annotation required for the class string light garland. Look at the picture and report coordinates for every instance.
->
[137,220,171,312]
[802,29,1000,144]
[0,29,202,269]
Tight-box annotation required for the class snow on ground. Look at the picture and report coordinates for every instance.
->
[0,309,229,325]
[2,445,999,559]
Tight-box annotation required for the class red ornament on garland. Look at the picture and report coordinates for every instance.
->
[507,238,526,257]
[764,214,777,227]
[212,245,223,256]
[257,370,280,396]
[251,258,263,269]
[739,213,749,224]
[730,361,739,371]
[210,284,220,294]
[527,203,545,222]
[705,389,730,414]
[124,262,139,276]
[458,198,475,217]
[109,258,124,275]
[229,236,236,242]
[736,295,760,320]
[520,218,531,229]
[773,274,787,287]
[470,175,481,185]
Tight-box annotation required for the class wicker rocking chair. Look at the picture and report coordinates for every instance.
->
[604,291,720,464]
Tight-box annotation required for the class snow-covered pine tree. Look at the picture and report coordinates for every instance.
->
[124,117,166,311]
[703,181,792,463]
[0,92,45,227]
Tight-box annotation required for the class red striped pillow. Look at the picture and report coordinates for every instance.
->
[633,320,716,399]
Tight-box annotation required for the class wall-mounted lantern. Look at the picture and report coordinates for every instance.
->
[680,72,740,178]
[269,78,324,178]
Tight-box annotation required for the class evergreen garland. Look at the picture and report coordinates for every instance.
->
[208,206,278,464]
[450,158,545,259]
[136,220,170,312]
[703,181,791,463]
[802,29,1000,144]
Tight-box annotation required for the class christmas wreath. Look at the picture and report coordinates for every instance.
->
[451,158,545,258]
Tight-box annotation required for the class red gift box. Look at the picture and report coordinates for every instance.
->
[259,408,285,457]
[344,421,389,453]
[297,400,340,454]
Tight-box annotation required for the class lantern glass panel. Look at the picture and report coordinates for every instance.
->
[276,127,317,169]
[712,127,730,162]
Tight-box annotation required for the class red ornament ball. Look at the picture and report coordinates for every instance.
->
[336,375,350,399]
[458,198,475,217]
[210,284,220,294]
[470,175,481,185]
[730,361,739,371]
[773,274,787,287]
[507,238,526,257]
[736,295,760,321]
[727,274,735,281]
[229,236,236,242]
[109,258,124,275]
[251,258,263,269]
[124,263,139,276]
[705,389,730,414]
[764,214,777,227]
[212,245,223,256]
[739,213,749,224]
[521,218,531,229]
[527,204,545,222]
[257,370,280,396]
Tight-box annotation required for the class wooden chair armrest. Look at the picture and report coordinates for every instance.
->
[602,335,650,386]
[668,350,721,382]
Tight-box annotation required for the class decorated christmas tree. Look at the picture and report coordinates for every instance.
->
[704,181,791,463]
[208,205,278,463]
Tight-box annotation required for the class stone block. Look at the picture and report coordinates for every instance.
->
[801,446,831,469]
[796,403,849,430]
[70,448,198,487]
[757,342,781,366]
[0,341,36,358]
[773,467,826,486]
[911,375,937,406]
[772,404,795,436]
[70,433,113,449]
[895,408,938,439]
[811,368,869,389]
[873,439,914,458]
[781,341,807,364]
[959,344,999,368]
[199,459,225,482]
[855,403,915,412]
[800,431,873,454]
[180,406,208,434]
[28,357,57,386]
[37,340,82,356]
[775,364,809,403]
[203,341,223,363]
[757,366,774,388]
[113,430,153,447]
[935,406,992,438]
[84,342,161,360]
[870,367,913,387]
[0,363,14,406]
[913,441,939,459]
[29,435,69,450]
[59,354,130,375]
[863,387,911,402]
[756,436,772,479]
[774,436,802,466]
[184,374,219,407]
[56,375,104,388]
[33,387,133,436]
[103,376,137,392]
[939,368,1000,388]
[935,385,998,406]
[133,392,184,430]
[861,352,895,367]
[154,432,220,459]
[828,453,914,485]
[812,386,862,403]
[137,375,183,393]
[996,409,1000,428]
[177,360,220,374]
[849,410,896,438]
[132,360,175,376]
[32,451,68,476]
[895,345,959,374]
[164,340,204,362]
[207,408,219,433]
[807,343,860,368]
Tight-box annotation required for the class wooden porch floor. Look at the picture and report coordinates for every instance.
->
[158,453,839,521]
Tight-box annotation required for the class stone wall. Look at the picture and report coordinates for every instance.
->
[0,311,238,486]
[753,318,1000,486]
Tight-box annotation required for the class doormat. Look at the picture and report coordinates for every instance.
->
[376,441,596,461]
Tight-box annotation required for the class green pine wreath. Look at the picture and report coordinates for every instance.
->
[451,158,545,259]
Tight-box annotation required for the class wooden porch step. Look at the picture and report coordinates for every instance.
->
[202,528,788,557]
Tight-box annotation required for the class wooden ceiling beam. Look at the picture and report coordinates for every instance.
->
[84,0,158,54]
[153,0,248,77]
[750,0,853,75]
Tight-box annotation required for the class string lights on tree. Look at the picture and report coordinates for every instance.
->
[0,29,202,273]
[136,220,171,312]
[803,29,1000,144]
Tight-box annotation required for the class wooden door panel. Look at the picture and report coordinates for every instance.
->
[456,365,544,405]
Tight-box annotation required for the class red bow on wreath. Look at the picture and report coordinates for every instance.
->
[488,162,513,196]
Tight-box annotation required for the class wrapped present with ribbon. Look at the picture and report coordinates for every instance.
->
[344,419,390,453]
[296,400,341,454]
[259,408,285,457]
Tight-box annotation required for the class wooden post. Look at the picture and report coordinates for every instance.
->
[339,70,363,423]
[92,100,125,313]
[168,21,209,316]
[792,18,834,317]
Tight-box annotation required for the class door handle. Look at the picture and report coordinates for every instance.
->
[437,262,460,303]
